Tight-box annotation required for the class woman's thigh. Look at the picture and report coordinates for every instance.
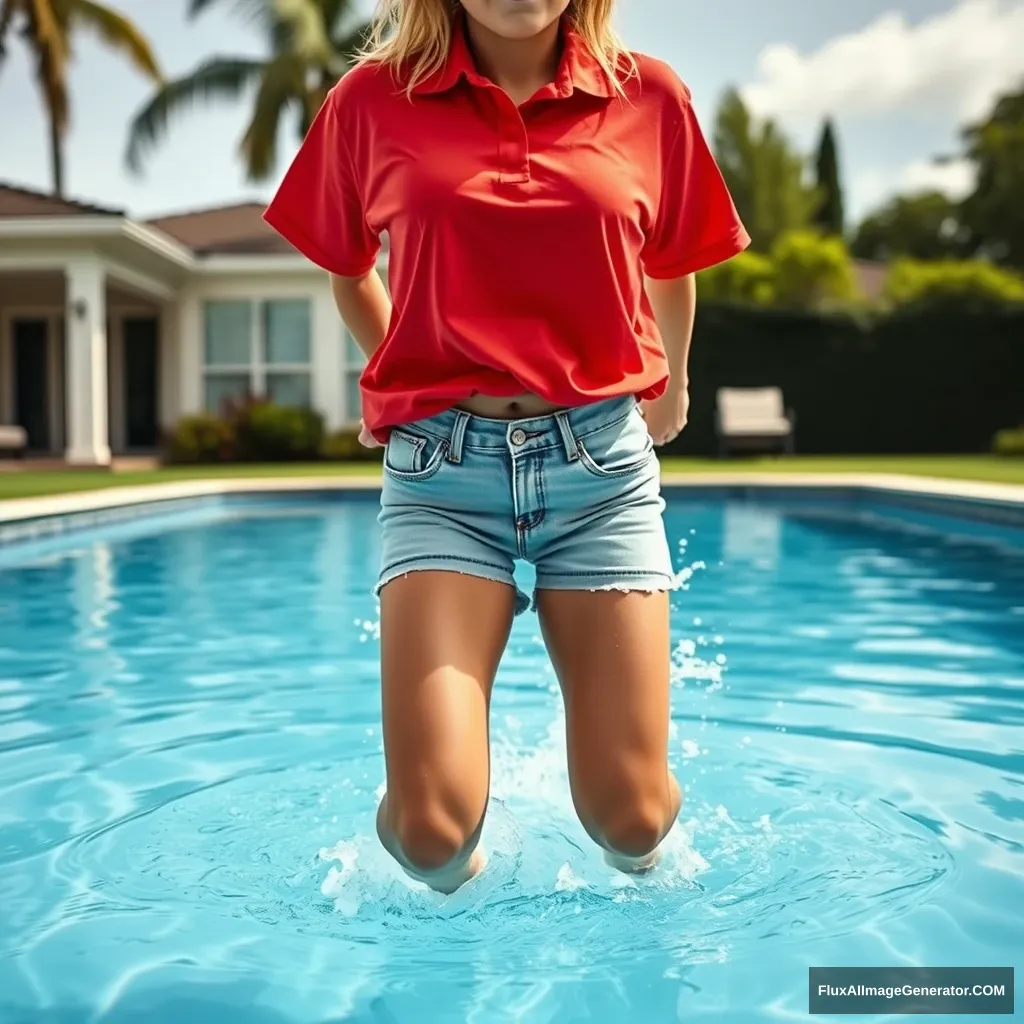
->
[536,588,680,855]
[378,570,516,862]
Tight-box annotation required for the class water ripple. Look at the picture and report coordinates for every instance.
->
[0,498,1021,1023]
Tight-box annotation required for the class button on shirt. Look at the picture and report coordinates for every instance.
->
[264,18,751,441]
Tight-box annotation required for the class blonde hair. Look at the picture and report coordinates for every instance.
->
[358,0,635,96]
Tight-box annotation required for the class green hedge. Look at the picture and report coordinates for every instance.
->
[667,303,1024,456]
[165,413,234,464]
[166,400,326,464]
[233,403,324,462]
[993,428,1024,457]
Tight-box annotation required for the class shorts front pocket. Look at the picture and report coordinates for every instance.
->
[383,428,448,481]
[575,405,655,479]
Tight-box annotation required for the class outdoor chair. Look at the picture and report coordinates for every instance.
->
[714,387,795,457]
[0,425,27,459]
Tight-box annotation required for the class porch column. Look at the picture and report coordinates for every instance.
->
[64,258,111,465]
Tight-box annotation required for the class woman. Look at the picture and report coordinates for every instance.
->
[264,0,749,894]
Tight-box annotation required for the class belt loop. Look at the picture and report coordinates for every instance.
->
[554,411,579,463]
[448,410,470,463]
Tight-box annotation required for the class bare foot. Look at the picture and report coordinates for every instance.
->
[604,847,661,875]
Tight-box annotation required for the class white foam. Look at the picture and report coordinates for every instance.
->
[555,864,588,891]
[318,704,710,911]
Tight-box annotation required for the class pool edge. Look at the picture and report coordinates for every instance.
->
[2,472,1022,519]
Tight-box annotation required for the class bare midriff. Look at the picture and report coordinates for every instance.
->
[455,392,566,420]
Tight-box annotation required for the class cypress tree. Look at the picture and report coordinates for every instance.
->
[814,118,845,237]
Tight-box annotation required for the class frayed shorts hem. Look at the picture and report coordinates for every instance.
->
[532,571,679,611]
[375,559,679,617]
[375,559,531,615]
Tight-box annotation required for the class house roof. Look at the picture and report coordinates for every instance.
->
[145,201,290,256]
[853,259,887,301]
[0,181,124,218]
[0,182,286,257]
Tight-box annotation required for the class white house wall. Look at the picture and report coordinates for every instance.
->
[180,267,382,432]
[159,301,179,432]
[0,228,389,450]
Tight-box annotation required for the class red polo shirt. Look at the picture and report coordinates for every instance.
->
[264,21,749,439]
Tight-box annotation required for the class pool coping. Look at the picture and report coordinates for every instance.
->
[0,471,1021,527]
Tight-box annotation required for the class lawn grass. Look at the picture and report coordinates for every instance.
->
[0,456,1021,503]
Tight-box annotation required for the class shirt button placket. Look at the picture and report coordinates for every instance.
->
[495,94,530,184]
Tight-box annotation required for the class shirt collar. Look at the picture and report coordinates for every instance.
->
[411,15,614,99]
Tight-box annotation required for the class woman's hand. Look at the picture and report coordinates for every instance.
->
[640,383,689,447]
[358,420,382,449]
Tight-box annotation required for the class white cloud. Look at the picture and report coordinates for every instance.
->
[899,157,976,198]
[848,157,976,220]
[742,0,1024,124]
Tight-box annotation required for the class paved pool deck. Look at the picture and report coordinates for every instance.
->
[0,471,1021,527]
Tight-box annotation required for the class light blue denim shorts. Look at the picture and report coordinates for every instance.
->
[376,396,679,614]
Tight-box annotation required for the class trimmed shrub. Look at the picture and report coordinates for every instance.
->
[321,428,384,462]
[698,250,776,307]
[992,427,1024,457]
[697,231,859,310]
[885,259,1024,308]
[770,230,860,309]
[232,402,326,462]
[165,413,234,464]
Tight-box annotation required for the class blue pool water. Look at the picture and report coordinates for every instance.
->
[0,493,1022,1023]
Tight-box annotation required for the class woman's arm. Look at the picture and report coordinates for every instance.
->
[330,270,392,359]
[330,270,392,446]
[641,273,696,446]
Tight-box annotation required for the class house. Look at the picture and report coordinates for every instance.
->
[0,182,380,464]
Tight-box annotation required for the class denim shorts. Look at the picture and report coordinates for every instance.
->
[376,396,679,614]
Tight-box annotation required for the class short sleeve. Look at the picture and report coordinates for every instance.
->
[642,97,751,280]
[263,88,380,277]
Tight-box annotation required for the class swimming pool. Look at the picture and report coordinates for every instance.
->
[0,490,1021,1023]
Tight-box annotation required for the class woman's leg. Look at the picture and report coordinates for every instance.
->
[377,570,516,893]
[536,588,681,871]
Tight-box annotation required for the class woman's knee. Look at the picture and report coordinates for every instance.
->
[381,796,483,874]
[598,801,671,857]
[581,779,681,858]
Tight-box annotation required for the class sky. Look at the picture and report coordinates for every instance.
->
[0,0,1022,224]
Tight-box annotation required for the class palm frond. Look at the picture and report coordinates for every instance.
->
[24,0,69,130]
[124,57,263,173]
[239,51,304,180]
[26,0,67,65]
[67,0,161,80]
[188,0,265,22]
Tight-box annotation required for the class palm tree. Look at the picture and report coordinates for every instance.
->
[125,0,368,184]
[0,0,162,197]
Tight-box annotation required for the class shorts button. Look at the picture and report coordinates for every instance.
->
[510,428,527,446]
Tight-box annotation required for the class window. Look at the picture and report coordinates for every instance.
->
[343,330,366,425]
[203,298,312,412]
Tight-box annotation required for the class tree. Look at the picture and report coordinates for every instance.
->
[712,90,757,243]
[712,89,819,253]
[813,118,844,237]
[852,83,1024,268]
[0,0,161,197]
[770,230,859,309]
[125,0,368,183]
[959,82,1024,268]
[851,191,964,262]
